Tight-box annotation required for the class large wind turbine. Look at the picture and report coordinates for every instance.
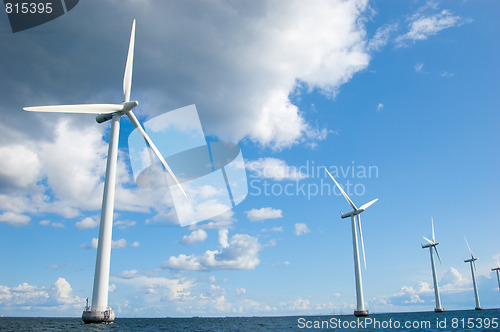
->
[464,237,482,310]
[24,20,186,324]
[325,168,378,317]
[421,218,444,313]
[492,259,500,292]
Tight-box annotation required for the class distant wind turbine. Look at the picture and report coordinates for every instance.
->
[464,237,482,310]
[421,218,444,313]
[492,258,500,292]
[325,168,378,317]
[24,20,186,323]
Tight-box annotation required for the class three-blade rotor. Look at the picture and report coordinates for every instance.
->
[422,217,442,266]
[23,19,186,198]
[464,236,478,270]
[325,168,378,270]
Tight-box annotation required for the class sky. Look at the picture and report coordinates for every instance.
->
[0,0,499,318]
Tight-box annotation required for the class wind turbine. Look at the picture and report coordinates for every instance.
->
[24,20,186,324]
[492,258,500,292]
[325,168,378,317]
[421,218,444,313]
[464,237,482,310]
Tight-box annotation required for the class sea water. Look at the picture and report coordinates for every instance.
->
[0,309,498,331]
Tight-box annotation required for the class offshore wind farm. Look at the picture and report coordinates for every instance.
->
[0,0,499,328]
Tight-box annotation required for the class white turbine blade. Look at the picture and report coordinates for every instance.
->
[126,110,187,198]
[123,19,136,102]
[357,214,366,270]
[145,141,155,164]
[23,104,122,114]
[464,236,473,259]
[434,246,443,266]
[423,236,434,245]
[431,217,435,242]
[324,168,357,210]
[359,198,378,211]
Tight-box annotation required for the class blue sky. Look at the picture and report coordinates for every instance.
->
[0,0,499,317]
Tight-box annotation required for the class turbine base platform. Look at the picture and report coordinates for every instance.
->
[354,309,369,317]
[82,308,115,324]
[434,308,445,313]
[475,307,483,311]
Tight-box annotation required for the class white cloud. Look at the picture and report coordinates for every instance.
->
[75,217,98,229]
[389,281,432,305]
[0,145,41,189]
[163,233,261,271]
[279,298,310,311]
[113,0,372,150]
[440,71,455,77]
[108,284,117,293]
[295,223,311,236]
[112,239,128,249]
[376,103,384,111]
[439,267,470,292]
[218,229,229,248]
[245,207,283,222]
[0,212,30,226]
[396,4,471,46]
[53,278,80,305]
[236,288,246,296]
[0,119,176,227]
[414,62,424,73]
[385,267,471,307]
[114,220,137,229]
[0,278,82,310]
[189,210,236,230]
[80,238,134,249]
[40,219,64,228]
[181,229,208,245]
[246,158,307,181]
[367,23,398,52]
[112,271,193,301]
[262,226,283,233]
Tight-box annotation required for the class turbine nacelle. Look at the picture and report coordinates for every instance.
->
[422,241,439,249]
[464,257,478,263]
[339,200,378,219]
[96,101,138,123]
[340,209,362,219]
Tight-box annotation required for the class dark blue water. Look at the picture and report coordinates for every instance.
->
[0,309,498,331]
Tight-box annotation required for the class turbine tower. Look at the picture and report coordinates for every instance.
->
[24,20,186,324]
[421,218,444,313]
[492,259,500,292]
[464,237,482,310]
[325,168,378,317]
